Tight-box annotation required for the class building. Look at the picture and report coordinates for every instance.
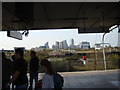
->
[59,40,68,49]
[71,38,74,46]
[94,44,101,50]
[59,42,63,49]
[52,44,57,50]
[62,40,68,49]
[80,42,90,49]
[52,40,68,49]
[69,38,75,49]
[39,46,47,49]
[39,42,49,50]
[94,43,110,50]
[44,42,49,49]
[56,41,60,49]
[52,41,60,50]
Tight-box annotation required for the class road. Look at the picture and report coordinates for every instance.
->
[11,69,119,89]
[60,69,119,88]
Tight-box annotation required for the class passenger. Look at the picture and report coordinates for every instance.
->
[41,59,54,89]
[11,55,17,90]
[6,48,28,90]
[29,51,39,90]
[2,52,12,90]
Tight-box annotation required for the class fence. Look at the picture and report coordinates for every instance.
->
[44,59,119,72]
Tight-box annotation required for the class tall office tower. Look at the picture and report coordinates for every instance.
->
[44,42,49,49]
[59,41,63,49]
[70,38,74,49]
[58,40,68,49]
[56,41,60,49]
[62,40,68,49]
[71,38,74,46]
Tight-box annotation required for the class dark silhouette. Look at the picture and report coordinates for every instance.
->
[2,52,12,90]
[29,51,39,89]
[6,48,28,90]
[11,55,17,90]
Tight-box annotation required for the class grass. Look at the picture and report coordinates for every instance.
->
[4,48,120,72]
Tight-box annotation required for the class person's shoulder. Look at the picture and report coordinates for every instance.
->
[6,58,12,63]
[45,74,53,78]
[44,74,48,77]
[43,74,50,79]
[16,58,27,66]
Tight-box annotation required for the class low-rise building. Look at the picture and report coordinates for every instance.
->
[79,41,90,49]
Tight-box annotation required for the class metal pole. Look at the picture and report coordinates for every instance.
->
[102,33,107,70]
[95,49,97,70]
[102,25,118,70]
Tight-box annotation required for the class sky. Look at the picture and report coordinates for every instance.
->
[0,27,119,50]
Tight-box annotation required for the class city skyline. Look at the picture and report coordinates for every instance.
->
[0,28,119,50]
[33,39,91,50]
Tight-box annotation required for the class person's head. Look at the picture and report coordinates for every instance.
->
[41,59,54,75]
[15,48,24,59]
[30,51,36,58]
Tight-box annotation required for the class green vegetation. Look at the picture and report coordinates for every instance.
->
[65,54,81,61]
[4,47,120,72]
[24,50,31,61]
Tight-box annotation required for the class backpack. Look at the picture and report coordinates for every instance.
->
[53,72,64,89]
[36,79,42,89]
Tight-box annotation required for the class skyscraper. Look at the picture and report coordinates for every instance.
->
[62,40,68,49]
[59,41,63,49]
[53,40,68,49]
[71,38,74,46]
[70,38,74,49]
[59,40,68,49]
[44,42,49,49]
[56,41,60,49]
